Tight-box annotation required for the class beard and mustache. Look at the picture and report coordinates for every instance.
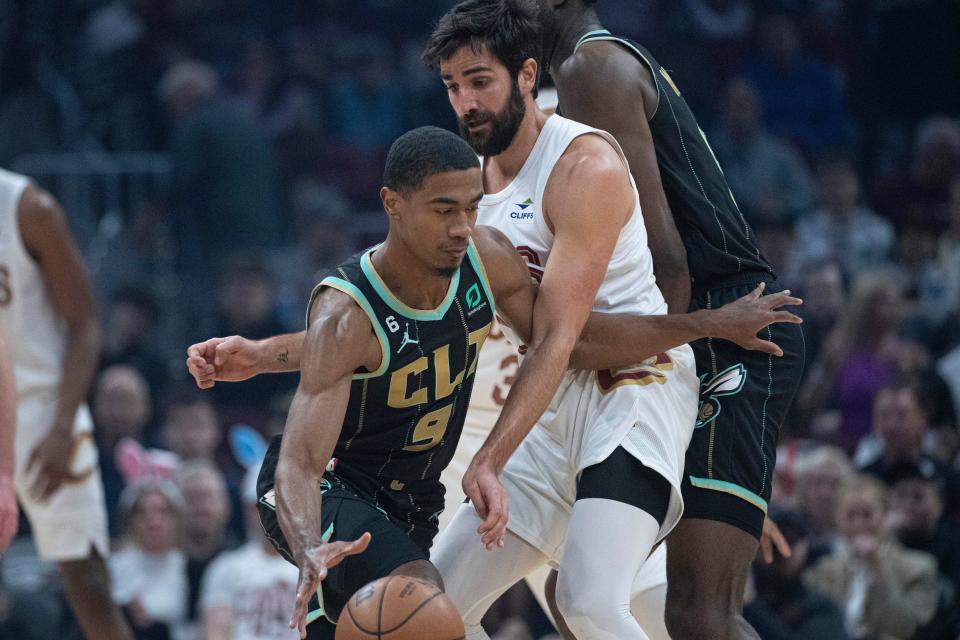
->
[457,78,526,157]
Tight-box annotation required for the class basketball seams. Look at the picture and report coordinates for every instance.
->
[377,575,392,639]
[343,577,463,639]
[380,589,445,635]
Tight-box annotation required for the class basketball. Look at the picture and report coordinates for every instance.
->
[335,576,465,640]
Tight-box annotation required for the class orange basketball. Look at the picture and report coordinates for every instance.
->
[335,576,465,640]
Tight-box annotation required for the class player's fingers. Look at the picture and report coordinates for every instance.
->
[760,534,774,564]
[769,311,803,325]
[745,283,765,300]
[762,291,801,309]
[770,524,791,559]
[466,483,488,522]
[214,336,245,366]
[324,532,372,567]
[750,338,784,357]
[40,473,65,502]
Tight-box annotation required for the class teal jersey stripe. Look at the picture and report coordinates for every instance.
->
[321,277,391,379]
[305,523,336,626]
[466,238,496,317]
[688,476,768,513]
[360,249,460,321]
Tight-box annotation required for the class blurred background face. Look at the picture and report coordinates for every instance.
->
[758,15,801,66]
[130,489,179,554]
[890,479,943,537]
[797,459,848,532]
[218,269,274,330]
[108,301,154,351]
[93,365,152,443]
[873,389,927,455]
[179,470,230,538]
[838,486,885,540]
[818,163,859,214]
[721,79,761,135]
[162,401,220,460]
[803,263,845,321]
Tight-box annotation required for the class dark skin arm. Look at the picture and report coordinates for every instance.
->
[19,184,102,501]
[276,289,378,638]
[554,40,691,314]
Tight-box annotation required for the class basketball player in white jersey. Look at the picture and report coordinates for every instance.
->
[421,2,697,637]
[0,168,133,640]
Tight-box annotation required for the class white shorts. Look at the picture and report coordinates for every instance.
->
[15,391,110,561]
[439,420,490,534]
[500,345,698,565]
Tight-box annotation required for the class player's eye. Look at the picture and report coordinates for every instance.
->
[436,209,453,216]
[466,205,479,214]
[445,84,458,94]
[473,78,489,88]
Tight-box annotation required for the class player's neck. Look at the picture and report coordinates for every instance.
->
[547,12,604,76]
[372,239,454,310]
[482,106,550,193]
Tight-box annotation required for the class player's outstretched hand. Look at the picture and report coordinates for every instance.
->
[711,283,802,356]
[462,454,509,550]
[290,532,372,638]
[186,335,261,389]
[759,516,791,564]
[0,475,18,553]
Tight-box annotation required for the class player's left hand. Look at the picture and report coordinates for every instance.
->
[0,474,19,553]
[711,283,803,356]
[759,516,791,564]
[462,455,509,550]
[26,428,74,502]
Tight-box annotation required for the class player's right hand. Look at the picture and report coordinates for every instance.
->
[463,455,509,550]
[290,532,372,638]
[0,474,18,553]
[711,283,803,356]
[186,335,261,388]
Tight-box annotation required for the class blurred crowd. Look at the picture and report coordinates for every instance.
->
[1,0,959,639]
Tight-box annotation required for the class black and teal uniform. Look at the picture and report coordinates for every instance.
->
[257,240,494,636]
[567,31,805,539]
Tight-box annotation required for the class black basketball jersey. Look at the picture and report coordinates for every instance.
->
[308,240,495,508]
[570,30,775,293]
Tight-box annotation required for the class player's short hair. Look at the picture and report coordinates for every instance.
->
[423,0,541,83]
[383,126,479,194]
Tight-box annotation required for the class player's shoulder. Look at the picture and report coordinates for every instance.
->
[472,224,514,260]
[556,132,625,180]
[556,40,647,96]
[308,285,374,337]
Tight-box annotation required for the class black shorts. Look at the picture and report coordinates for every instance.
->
[257,437,430,636]
[682,279,805,539]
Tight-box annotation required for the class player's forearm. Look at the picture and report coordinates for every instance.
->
[275,393,339,563]
[53,318,101,434]
[571,310,714,370]
[481,334,575,471]
[256,331,306,373]
[653,257,692,315]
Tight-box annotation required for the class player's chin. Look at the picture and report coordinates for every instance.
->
[435,254,464,277]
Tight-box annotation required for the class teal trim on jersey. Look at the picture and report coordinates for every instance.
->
[305,522,336,626]
[466,238,496,317]
[321,277,390,379]
[688,476,768,513]
[361,249,460,321]
[575,29,613,49]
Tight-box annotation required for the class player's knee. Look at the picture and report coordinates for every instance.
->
[555,573,628,638]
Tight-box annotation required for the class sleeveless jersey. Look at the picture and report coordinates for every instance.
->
[571,31,775,292]
[478,114,666,324]
[308,240,495,505]
[0,168,70,398]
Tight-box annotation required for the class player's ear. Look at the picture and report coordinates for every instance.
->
[519,58,538,97]
[381,187,403,221]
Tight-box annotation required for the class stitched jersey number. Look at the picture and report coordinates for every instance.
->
[404,404,452,452]
[0,265,11,307]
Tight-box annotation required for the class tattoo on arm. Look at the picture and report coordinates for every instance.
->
[277,349,289,364]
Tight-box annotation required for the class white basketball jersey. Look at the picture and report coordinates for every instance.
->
[0,168,69,398]
[478,114,667,324]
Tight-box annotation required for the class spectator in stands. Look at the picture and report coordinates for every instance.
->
[93,365,153,535]
[100,286,169,404]
[110,480,189,640]
[885,462,960,587]
[794,445,853,559]
[175,461,235,635]
[710,77,814,226]
[790,156,894,280]
[199,464,298,640]
[797,271,906,450]
[794,261,845,378]
[918,175,960,321]
[745,508,849,639]
[159,60,284,266]
[208,257,297,425]
[859,383,941,478]
[805,474,939,640]
[742,13,850,155]
[161,387,221,464]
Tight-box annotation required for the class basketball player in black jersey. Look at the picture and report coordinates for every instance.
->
[536,2,806,639]
[193,126,801,639]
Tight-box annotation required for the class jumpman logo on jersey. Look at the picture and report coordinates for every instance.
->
[397,322,420,353]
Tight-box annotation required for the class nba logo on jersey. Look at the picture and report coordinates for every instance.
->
[509,198,535,223]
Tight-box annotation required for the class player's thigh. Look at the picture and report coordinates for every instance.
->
[665,517,757,611]
[685,299,804,539]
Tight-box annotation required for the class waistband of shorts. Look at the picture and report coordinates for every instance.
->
[691,272,777,298]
